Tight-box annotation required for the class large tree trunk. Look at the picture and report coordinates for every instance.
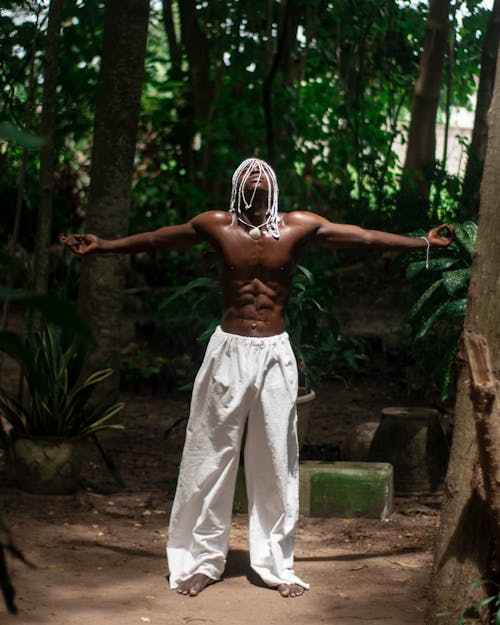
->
[463,332,500,553]
[78,0,149,396]
[401,0,450,203]
[461,0,500,219]
[426,47,500,625]
[32,0,63,296]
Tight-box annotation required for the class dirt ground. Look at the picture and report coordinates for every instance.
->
[0,370,444,625]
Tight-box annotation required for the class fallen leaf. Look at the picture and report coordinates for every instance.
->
[346,563,367,571]
[391,560,420,568]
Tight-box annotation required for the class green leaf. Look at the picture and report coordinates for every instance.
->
[442,268,471,296]
[0,389,27,432]
[437,335,461,400]
[79,402,125,437]
[454,221,477,259]
[408,279,444,322]
[92,434,125,488]
[0,121,44,150]
[0,331,47,395]
[445,299,467,317]
[296,264,313,281]
[159,277,219,309]
[477,595,497,609]
[426,257,457,272]
[415,301,448,339]
[406,260,426,279]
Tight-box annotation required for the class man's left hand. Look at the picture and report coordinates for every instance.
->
[426,224,455,248]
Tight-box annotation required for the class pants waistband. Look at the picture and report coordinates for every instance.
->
[214,325,289,344]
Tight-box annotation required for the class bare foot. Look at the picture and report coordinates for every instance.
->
[175,573,215,597]
[277,583,306,598]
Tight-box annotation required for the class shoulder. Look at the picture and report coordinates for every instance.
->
[191,210,232,231]
[282,210,330,231]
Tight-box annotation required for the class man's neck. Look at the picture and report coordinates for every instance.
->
[245,198,268,226]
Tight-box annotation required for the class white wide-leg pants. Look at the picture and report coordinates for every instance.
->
[167,326,308,589]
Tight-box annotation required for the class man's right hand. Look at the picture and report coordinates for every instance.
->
[61,233,99,256]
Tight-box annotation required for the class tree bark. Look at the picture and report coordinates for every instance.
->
[32,0,63,296]
[402,0,450,201]
[78,0,149,397]
[462,0,500,218]
[463,331,500,553]
[426,46,500,625]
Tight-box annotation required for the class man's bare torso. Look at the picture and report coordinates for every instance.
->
[192,211,315,337]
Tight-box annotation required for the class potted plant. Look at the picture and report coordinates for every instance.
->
[0,322,124,494]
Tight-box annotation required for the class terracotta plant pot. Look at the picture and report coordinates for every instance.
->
[11,433,86,495]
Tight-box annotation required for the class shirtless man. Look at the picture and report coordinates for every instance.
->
[63,157,454,599]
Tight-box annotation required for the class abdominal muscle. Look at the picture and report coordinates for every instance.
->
[220,277,289,337]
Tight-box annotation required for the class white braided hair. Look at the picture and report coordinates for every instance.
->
[229,158,280,239]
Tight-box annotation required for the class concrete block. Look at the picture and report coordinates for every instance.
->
[233,461,393,519]
[301,461,393,519]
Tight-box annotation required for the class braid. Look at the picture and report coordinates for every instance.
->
[229,158,280,239]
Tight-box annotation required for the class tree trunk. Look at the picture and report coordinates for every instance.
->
[461,0,500,218]
[78,0,149,397]
[263,0,303,166]
[426,46,500,625]
[401,0,450,202]
[32,0,63,296]
[464,332,500,553]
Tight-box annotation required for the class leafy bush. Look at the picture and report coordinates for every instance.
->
[405,221,477,399]
[0,323,124,441]
[287,264,367,390]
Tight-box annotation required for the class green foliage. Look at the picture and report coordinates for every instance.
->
[0,121,43,149]
[157,272,221,347]
[287,263,367,390]
[0,322,124,439]
[406,221,477,398]
[1,0,490,250]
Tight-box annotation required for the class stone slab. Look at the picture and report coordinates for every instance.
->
[300,461,393,519]
[233,461,394,519]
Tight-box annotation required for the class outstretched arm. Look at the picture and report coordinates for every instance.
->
[308,214,455,250]
[62,221,203,256]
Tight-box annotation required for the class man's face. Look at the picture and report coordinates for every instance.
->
[242,163,269,195]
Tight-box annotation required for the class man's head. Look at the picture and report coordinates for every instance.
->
[229,158,280,237]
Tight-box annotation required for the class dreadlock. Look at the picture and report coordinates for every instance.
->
[229,158,280,239]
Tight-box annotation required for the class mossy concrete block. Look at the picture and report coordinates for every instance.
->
[233,461,393,519]
[300,461,393,519]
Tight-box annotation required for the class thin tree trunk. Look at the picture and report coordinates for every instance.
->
[263,0,297,165]
[402,0,450,201]
[32,0,63,296]
[426,45,500,625]
[78,0,149,398]
[462,0,500,218]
